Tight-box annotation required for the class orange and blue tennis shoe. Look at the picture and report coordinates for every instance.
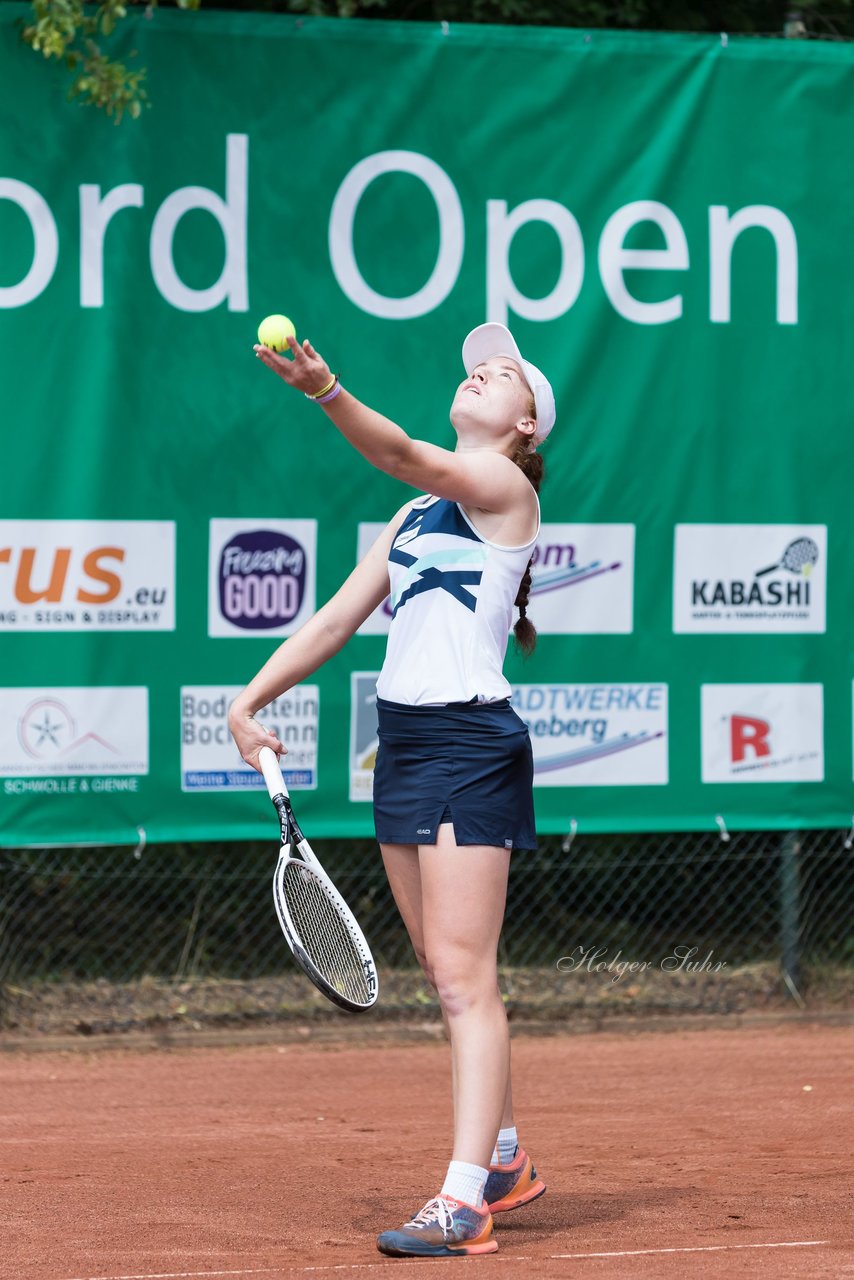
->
[484,1146,546,1213]
[376,1194,498,1257]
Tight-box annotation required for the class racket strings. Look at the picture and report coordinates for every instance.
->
[281,861,372,1005]
[297,877,370,1003]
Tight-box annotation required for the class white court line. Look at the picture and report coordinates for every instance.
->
[61,1238,833,1280]
[64,1272,282,1280]
[552,1240,831,1258]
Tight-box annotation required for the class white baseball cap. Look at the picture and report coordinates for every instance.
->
[461,322,556,442]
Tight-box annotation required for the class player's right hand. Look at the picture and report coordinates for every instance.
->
[227,704,287,773]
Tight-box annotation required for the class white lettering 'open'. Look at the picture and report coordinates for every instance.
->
[328,150,464,319]
[486,198,584,328]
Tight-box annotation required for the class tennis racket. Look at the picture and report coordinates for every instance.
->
[258,746,379,1012]
[756,537,819,577]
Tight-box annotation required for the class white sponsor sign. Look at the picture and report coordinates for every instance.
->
[701,684,824,783]
[0,687,148,777]
[530,524,634,634]
[208,519,317,639]
[511,683,668,786]
[674,524,827,633]
[0,520,175,631]
[349,672,380,801]
[356,523,392,635]
[180,685,318,791]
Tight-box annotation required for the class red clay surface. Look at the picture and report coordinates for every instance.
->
[2,1023,853,1280]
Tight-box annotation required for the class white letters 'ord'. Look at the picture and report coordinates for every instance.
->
[0,179,59,307]
[329,151,464,319]
[149,133,249,312]
[80,184,144,308]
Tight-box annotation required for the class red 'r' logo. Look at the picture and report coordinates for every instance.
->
[731,714,771,763]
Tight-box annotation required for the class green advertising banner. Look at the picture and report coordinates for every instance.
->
[1,7,853,843]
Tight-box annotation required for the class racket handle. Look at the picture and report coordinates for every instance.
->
[259,746,288,801]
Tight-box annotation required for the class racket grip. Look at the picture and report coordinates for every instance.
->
[259,746,288,800]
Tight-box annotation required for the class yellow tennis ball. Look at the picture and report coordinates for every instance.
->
[257,314,296,352]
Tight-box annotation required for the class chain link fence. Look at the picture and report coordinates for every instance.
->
[1,828,852,1036]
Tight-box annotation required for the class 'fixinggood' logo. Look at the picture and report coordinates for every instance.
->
[208,519,317,638]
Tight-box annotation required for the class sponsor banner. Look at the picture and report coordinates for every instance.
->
[673,525,827,634]
[2,14,852,838]
[350,672,380,801]
[530,524,634,634]
[356,523,392,635]
[701,684,824,783]
[0,687,148,778]
[180,685,318,790]
[208,519,317,639]
[511,683,668,786]
[0,521,175,631]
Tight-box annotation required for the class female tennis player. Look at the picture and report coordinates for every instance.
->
[228,321,554,1259]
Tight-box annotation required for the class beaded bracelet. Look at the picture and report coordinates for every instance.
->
[315,380,342,404]
[304,374,337,401]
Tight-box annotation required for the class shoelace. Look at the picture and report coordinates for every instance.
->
[404,1195,455,1236]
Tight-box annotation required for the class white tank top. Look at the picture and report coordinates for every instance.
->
[376,493,539,706]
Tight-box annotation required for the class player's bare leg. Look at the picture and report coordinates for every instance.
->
[381,837,543,1221]
[380,842,435,987]
[382,838,523,1141]
[419,824,511,1171]
[382,837,514,1145]
[380,842,448,1039]
[501,1070,514,1129]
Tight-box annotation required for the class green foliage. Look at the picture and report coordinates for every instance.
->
[22,0,155,122]
[15,0,854,124]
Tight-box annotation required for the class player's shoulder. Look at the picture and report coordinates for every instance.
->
[411,492,442,510]
[392,492,442,525]
[384,496,424,543]
[458,447,536,498]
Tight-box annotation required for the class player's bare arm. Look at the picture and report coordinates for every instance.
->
[228,503,411,767]
[253,337,537,529]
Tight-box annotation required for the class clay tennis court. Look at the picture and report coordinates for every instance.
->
[3,1019,852,1279]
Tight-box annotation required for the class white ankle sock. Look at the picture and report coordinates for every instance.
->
[440,1160,489,1208]
[491,1126,518,1166]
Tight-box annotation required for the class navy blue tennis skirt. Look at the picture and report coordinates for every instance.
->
[373,698,537,851]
